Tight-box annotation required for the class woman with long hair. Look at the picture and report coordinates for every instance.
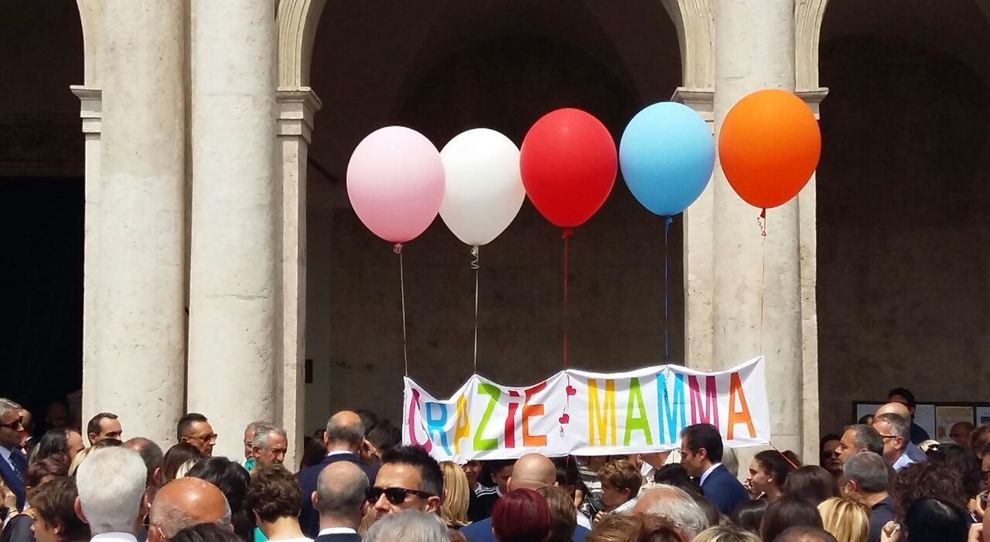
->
[439,461,469,529]
[817,496,869,542]
[745,451,796,502]
[783,466,839,507]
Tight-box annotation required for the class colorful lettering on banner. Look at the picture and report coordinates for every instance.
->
[402,357,769,461]
[657,371,686,444]
[588,378,616,446]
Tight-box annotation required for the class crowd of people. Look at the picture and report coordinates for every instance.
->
[0,386,988,542]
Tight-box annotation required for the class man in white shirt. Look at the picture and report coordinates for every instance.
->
[75,447,150,542]
[312,461,368,542]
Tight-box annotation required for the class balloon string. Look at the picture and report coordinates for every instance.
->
[562,228,573,369]
[758,210,767,356]
[471,245,480,375]
[394,243,409,376]
[664,216,673,364]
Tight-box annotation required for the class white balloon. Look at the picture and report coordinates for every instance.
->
[439,128,525,246]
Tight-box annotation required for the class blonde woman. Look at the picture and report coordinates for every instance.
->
[440,460,470,528]
[818,496,869,542]
[692,525,761,542]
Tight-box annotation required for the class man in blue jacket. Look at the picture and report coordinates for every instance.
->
[0,398,27,512]
[679,423,748,515]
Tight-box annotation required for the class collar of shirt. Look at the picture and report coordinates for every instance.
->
[0,445,12,462]
[325,450,354,458]
[317,528,357,536]
[892,452,915,472]
[699,463,721,486]
[92,532,139,542]
[640,462,656,479]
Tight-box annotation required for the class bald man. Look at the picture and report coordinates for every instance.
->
[875,402,927,463]
[461,453,590,542]
[313,461,369,542]
[298,411,378,538]
[148,477,231,542]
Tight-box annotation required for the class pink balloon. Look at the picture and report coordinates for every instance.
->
[346,126,445,244]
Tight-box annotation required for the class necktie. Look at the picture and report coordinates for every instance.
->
[9,449,27,481]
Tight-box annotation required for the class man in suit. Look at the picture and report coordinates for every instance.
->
[87,412,124,446]
[298,411,376,537]
[462,453,591,542]
[0,398,27,512]
[312,461,368,542]
[679,423,748,515]
[77,447,151,542]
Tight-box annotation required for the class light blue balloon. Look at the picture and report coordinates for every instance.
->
[619,102,716,216]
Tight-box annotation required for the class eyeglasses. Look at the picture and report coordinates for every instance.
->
[0,417,23,430]
[366,486,435,505]
[187,433,218,443]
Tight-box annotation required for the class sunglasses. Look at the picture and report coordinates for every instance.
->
[0,417,22,430]
[366,486,434,505]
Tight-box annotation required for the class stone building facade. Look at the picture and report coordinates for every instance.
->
[3,0,989,464]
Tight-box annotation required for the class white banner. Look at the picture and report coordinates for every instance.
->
[402,357,770,461]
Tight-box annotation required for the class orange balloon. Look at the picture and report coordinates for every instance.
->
[718,89,821,209]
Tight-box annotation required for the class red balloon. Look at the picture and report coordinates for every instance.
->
[520,108,617,228]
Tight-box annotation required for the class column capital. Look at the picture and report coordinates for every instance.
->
[671,87,715,122]
[276,86,323,142]
[795,87,829,118]
[70,85,102,135]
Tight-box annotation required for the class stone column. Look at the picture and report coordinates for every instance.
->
[275,87,322,467]
[69,86,102,425]
[188,0,278,458]
[713,0,803,454]
[93,0,187,446]
[673,88,716,370]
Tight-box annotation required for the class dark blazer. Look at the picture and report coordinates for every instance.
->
[461,517,589,542]
[313,533,361,542]
[700,464,749,515]
[297,452,378,538]
[0,453,25,512]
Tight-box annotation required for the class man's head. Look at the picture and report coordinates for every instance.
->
[371,445,442,519]
[633,484,710,540]
[835,425,883,465]
[123,437,165,499]
[680,423,723,476]
[244,465,301,526]
[87,412,123,446]
[75,447,149,535]
[886,387,917,417]
[46,401,69,430]
[841,451,888,496]
[508,453,556,492]
[249,423,288,467]
[875,401,911,420]
[177,413,216,456]
[314,460,369,529]
[363,510,448,542]
[949,422,974,449]
[0,398,24,449]
[242,421,265,461]
[872,413,909,466]
[149,477,231,542]
[324,411,365,454]
[487,459,515,495]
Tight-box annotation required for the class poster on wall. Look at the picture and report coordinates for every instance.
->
[403,357,770,461]
[934,406,974,441]
[978,407,990,426]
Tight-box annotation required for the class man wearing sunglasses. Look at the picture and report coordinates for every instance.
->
[0,398,26,512]
[369,445,443,520]
[872,413,915,472]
